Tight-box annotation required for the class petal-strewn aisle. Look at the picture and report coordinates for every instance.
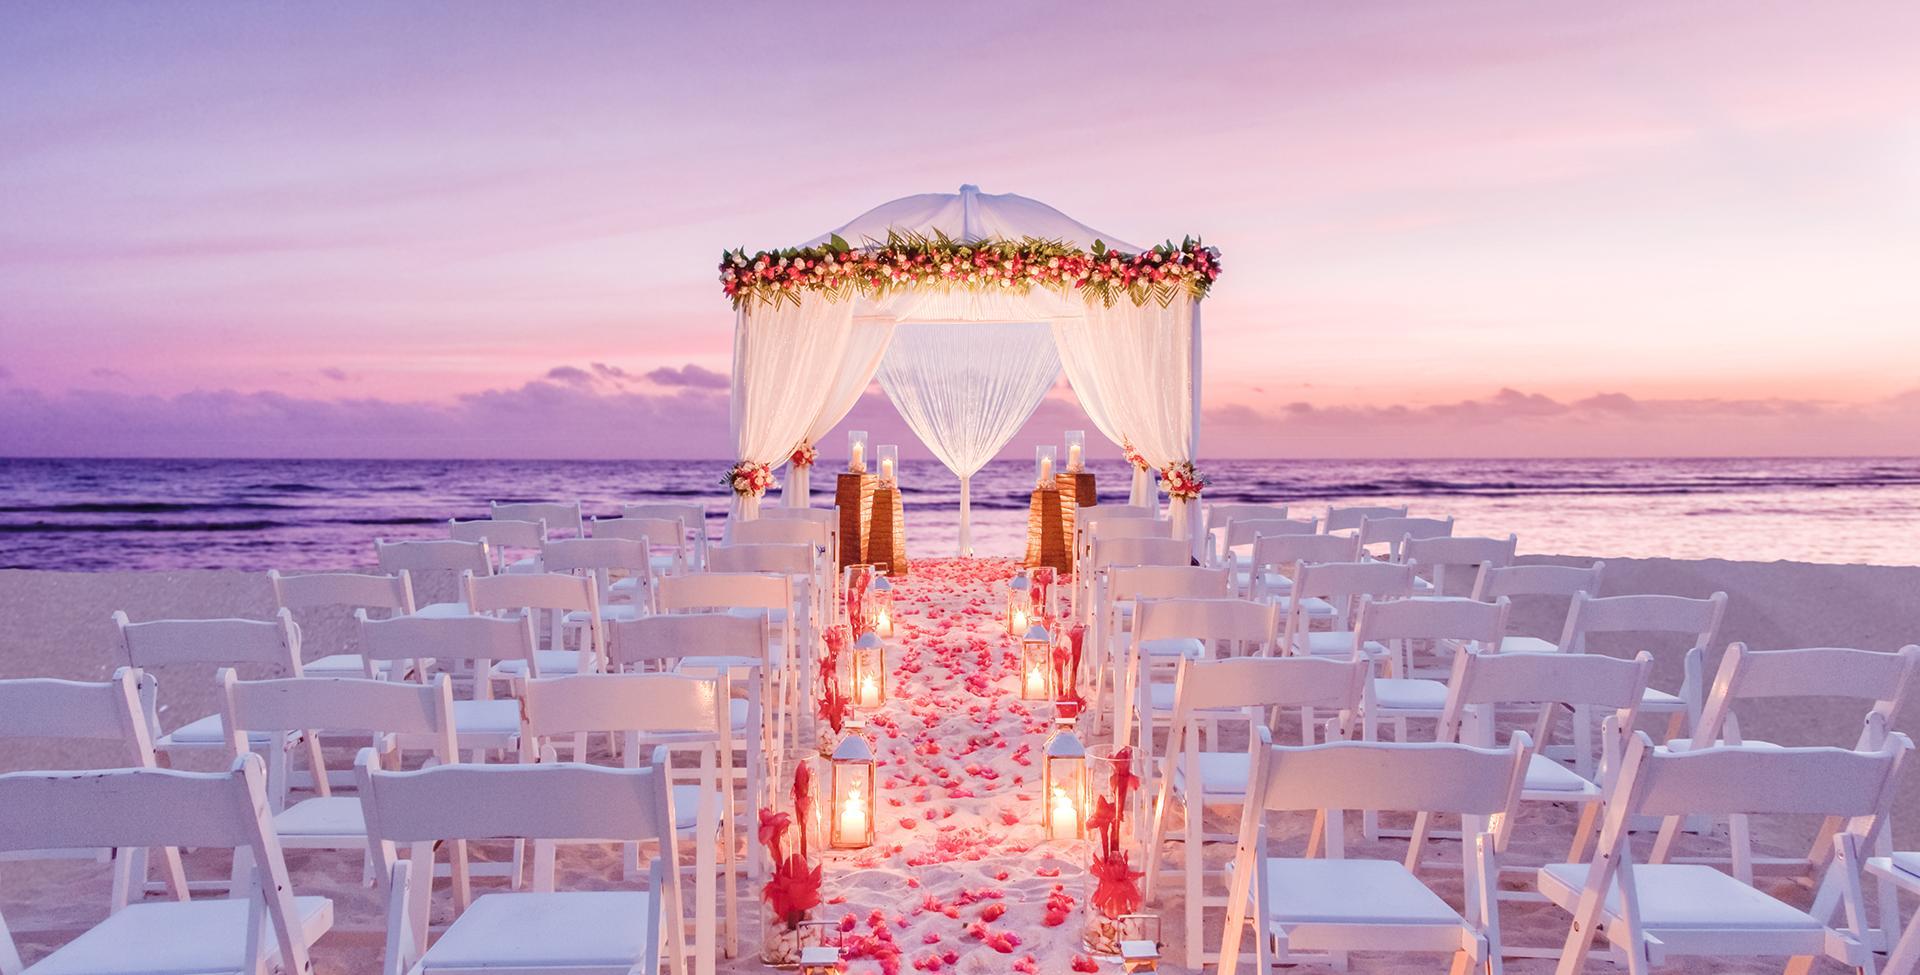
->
[810,557,1106,975]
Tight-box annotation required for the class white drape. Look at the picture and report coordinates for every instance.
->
[729,299,860,532]
[876,322,1062,556]
[785,317,896,508]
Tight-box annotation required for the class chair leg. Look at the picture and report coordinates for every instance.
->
[1184,797,1203,970]
[1568,801,1601,863]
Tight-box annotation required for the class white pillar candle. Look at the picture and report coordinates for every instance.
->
[1050,787,1080,838]
[840,789,867,837]
[881,457,894,482]
[1067,443,1082,471]
[1039,456,1054,484]
[858,674,879,707]
[1026,665,1046,697]
[851,441,864,472]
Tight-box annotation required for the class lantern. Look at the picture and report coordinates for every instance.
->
[1118,915,1163,973]
[852,630,887,708]
[876,444,899,488]
[1006,570,1032,636]
[1020,622,1053,700]
[796,920,841,975]
[1065,430,1086,473]
[828,730,876,849]
[1042,713,1087,840]
[1036,444,1059,489]
[847,430,868,474]
[868,572,894,637]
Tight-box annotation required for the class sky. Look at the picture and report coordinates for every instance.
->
[2,1,1919,459]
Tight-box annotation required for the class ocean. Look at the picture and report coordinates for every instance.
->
[3,456,1919,572]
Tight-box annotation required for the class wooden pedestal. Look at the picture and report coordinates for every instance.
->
[1069,471,1097,508]
[866,486,908,576]
[834,472,876,571]
[1024,487,1071,573]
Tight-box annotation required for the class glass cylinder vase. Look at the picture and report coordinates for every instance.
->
[1083,742,1146,959]
[760,751,826,967]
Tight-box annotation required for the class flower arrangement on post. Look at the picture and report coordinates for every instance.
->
[1084,744,1145,958]
[760,761,825,966]
[1159,461,1209,501]
[723,460,777,498]
[789,441,818,470]
[1122,441,1150,473]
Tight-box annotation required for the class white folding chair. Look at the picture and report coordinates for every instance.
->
[491,499,584,538]
[1144,654,1368,968]
[1402,534,1518,597]
[0,755,331,975]
[1469,562,1605,653]
[357,611,534,762]
[1121,595,1276,751]
[359,754,687,975]
[1865,853,1920,975]
[1244,532,1357,606]
[657,574,798,756]
[623,503,709,571]
[519,673,735,972]
[1278,560,1415,660]
[1321,504,1408,534]
[375,538,492,618]
[465,571,605,679]
[1542,731,1908,975]
[1205,503,1290,566]
[544,536,655,620]
[268,569,417,677]
[1073,504,1157,614]
[595,516,696,579]
[1091,565,1230,739]
[448,517,547,574]
[1356,515,1455,571]
[1218,735,1533,975]
[113,610,305,772]
[0,668,188,899]
[761,505,840,571]
[1219,517,1319,588]
[1559,591,1726,742]
[220,670,458,887]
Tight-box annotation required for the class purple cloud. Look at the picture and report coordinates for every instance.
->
[319,367,352,382]
[646,364,730,390]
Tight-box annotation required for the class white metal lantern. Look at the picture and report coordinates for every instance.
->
[1042,716,1087,840]
[852,630,887,709]
[828,731,876,849]
[1020,622,1053,701]
[868,572,894,637]
[1006,570,1032,636]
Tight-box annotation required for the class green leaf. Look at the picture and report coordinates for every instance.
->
[829,233,850,252]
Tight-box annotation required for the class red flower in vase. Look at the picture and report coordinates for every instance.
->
[1089,851,1144,918]
[765,853,825,928]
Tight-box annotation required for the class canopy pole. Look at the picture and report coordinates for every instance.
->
[958,475,973,558]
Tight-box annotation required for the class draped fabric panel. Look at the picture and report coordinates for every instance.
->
[729,299,861,532]
[785,317,897,507]
[876,322,1062,556]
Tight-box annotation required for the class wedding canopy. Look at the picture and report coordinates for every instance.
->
[721,185,1220,556]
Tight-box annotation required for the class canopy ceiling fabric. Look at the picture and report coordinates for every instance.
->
[876,322,1062,555]
[732,185,1206,558]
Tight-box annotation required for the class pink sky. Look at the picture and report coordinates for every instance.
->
[3,1,1919,459]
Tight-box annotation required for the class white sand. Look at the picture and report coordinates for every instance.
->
[1,555,1916,973]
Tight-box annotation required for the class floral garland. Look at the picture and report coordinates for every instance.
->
[1122,441,1149,472]
[1161,461,1209,501]
[789,441,818,469]
[723,460,777,498]
[720,231,1220,310]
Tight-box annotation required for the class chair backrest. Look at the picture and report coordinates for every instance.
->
[358,611,537,683]
[465,571,598,615]
[1440,650,1653,753]
[607,612,768,670]
[708,542,814,576]
[0,755,308,969]
[359,757,675,844]
[1248,533,1361,599]
[1322,504,1409,534]
[1402,534,1517,593]
[1287,560,1416,621]
[1250,736,1530,816]
[1135,597,1278,652]
[1471,561,1604,601]
[491,500,584,537]
[1171,654,1368,716]
[656,572,791,614]
[1092,518,1173,542]
[1614,730,1908,822]
[114,609,303,674]
[222,671,457,760]
[761,506,836,527]
[543,537,652,607]
[1091,536,1190,569]
[1207,503,1289,537]
[1081,504,1155,525]
[448,516,546,551]
[1695,643,1920,748]
[1356,515,1454,557]
[621,503,705,533]
[730,518,827,548]
[268,569,416,615]
[520,673,725,743]
[1223,517,1320,551]
[591,516,679,547]
[0,668,156,764]
[1107,565,1232,602]
[1353,595,1508,646]
[1560,591,1726,652]
[376,537,493,577]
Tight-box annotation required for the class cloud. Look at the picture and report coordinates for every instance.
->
[645,364,730,390]
[319,367,352,382]
[0,365,12,382]
[543,365,595,387]
[88,366,128,381]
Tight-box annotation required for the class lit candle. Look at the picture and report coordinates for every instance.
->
[1067,443,1082,471]
[1039,455,1054,484]
[1026,665,1046,698]
[858,674,878,707]
[1049,787,1080,839]
[877,610,891,637]
[851,440,864,472]
[840,789,867,837]
[881,457,894,482]
[1012,608,1029,632]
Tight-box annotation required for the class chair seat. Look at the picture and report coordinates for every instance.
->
[1273,594,1334,617]
[303,652,383,676]
[1143,637,1206,659]
[275,796,366,837]
[505,556,543,574]
[25,895,334,975]
[1659,737,1784,754]
[1297,631,1388,657]
[1260,858,1464,926]
[1891,852,1920,880]
[1412,576,1436,593]
[1499,635,1558,654]
[725,606,789,624]
[413,601,472,619]
[421,891,657,969]
[450,699,521,737]
[676,654,765,676]
[566,605,645,625]
[1640,686,1687,710]
[1144,682,1176,715]
[1370,678,1449,712]
[160,713,284,748]
[1171,752,1252,797]
[492,649,591,678]
[1537,863,1825,931]
[1523,754,1596,794]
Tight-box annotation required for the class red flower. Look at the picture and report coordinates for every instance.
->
[1090,851,1144,917]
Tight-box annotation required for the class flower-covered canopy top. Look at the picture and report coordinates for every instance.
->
[718,186,1220,310]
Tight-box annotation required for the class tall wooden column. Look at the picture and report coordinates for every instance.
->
[866,485,908,576]
[834,472,876,571]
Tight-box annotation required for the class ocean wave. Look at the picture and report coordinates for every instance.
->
[0,519,288,533]
[0,501,299,514]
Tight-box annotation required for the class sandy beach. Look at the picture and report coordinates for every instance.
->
[2,554,1915,974]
